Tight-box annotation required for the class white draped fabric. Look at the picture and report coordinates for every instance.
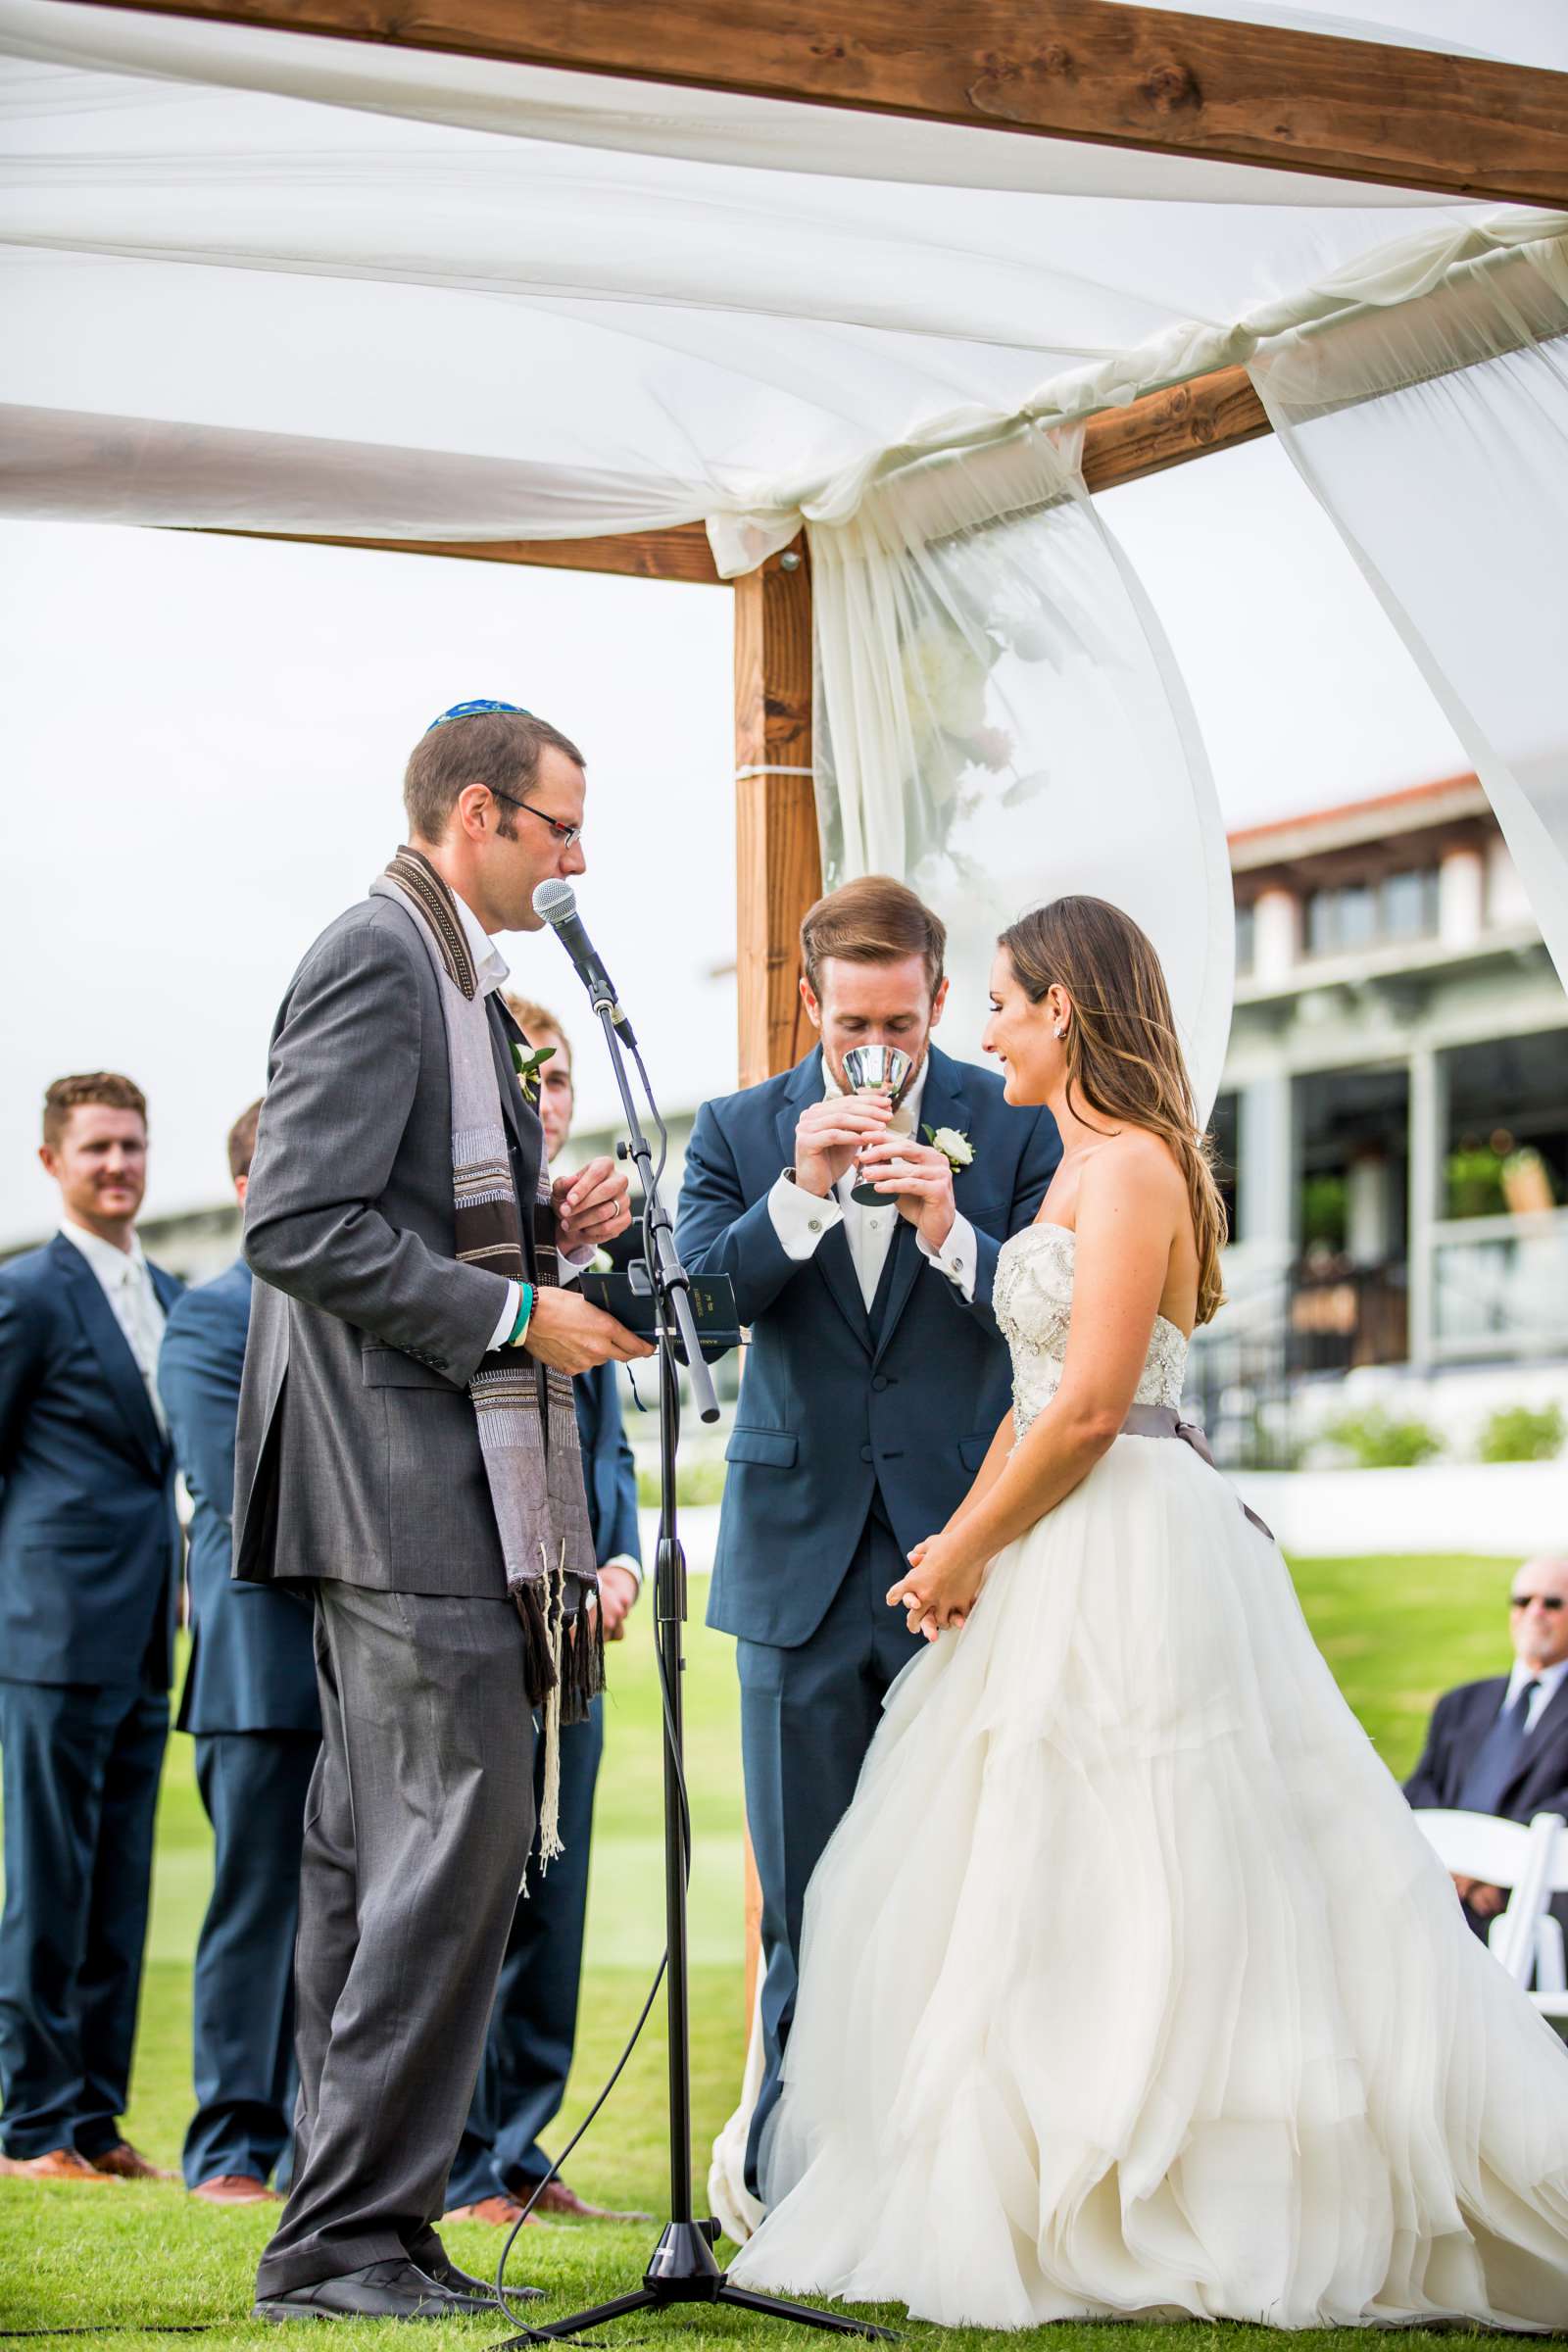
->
[809,428,1234,1114]
[3,1,1567,1069]
[1250,236,1568,990]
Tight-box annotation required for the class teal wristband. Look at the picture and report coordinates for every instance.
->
[508,1282,535,1348]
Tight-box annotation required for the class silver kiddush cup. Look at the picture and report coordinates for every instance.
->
[843,1043,913,1205]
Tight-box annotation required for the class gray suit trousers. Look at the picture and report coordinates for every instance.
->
[255,1582,535,2298]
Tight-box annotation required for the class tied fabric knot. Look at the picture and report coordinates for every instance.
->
[1119,1402,1274,1543]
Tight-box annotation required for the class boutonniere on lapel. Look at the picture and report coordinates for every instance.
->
[924,1125,974,1173]
[511,1039,557,1108]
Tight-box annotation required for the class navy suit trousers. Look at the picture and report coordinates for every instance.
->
[738,1501,922,2200]
[0,1677,168,2159]
[183,1729,319,2190]
[447,1699,605,2207]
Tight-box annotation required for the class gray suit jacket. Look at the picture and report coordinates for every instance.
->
[234,892,544,1597]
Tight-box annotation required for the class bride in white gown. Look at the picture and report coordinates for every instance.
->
[728,896,1568,2329]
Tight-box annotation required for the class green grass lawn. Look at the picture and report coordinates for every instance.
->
[0,1558,1536,2350]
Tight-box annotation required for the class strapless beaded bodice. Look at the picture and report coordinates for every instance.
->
[995,1223,1188,1439]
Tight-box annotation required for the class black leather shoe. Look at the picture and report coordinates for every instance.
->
[422,2253,544,2303]
[254,2257,489,2322]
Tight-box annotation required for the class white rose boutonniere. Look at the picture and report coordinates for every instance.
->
[924,1125,974,1172]
[511,1039,557,1107]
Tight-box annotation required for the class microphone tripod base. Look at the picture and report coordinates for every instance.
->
[512,2218,897,2344]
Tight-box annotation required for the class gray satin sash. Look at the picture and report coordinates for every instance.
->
[1119,1403,1274,1543]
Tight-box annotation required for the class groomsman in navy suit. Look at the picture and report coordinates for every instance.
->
[446,1000,645,2228]
[157,1100,321,2206]
[676,877,1060,2198]
[1405,1555,1568,1938]
[0,1073,181,2185]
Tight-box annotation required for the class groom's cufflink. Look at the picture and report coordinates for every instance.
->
[782,1166,825,1232]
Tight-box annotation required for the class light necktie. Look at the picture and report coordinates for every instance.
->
[1457,1679,1541,1816]
[121,1258,169,1434]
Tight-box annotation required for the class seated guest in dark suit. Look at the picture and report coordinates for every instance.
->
[446,999,644,2229]
[158,1100,321,2208]
[0,1073,181,2185]
[1404,1554,1568,1935]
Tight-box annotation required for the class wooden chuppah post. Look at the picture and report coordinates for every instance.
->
[734,543,821,1090]
[732,539,820,2024]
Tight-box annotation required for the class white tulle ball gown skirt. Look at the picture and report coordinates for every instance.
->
[726,1430,1568,2328]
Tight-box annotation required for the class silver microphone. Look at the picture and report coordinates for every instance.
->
[531,880,630,1032]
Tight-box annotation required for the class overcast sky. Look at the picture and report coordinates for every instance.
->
[0,430,1464,1248]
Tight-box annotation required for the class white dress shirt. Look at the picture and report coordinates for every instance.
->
[454,886,512,1005]
[767,1058,980,1310]
[1503,1655,1568,1732]
[57,1218,169,1434]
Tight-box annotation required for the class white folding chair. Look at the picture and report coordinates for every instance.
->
[1414,1808,1568,2034]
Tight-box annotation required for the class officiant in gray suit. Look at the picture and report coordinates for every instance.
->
[234,700,653,2326]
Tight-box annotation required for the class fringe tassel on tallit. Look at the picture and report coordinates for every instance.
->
[515,1584,557,1710]
[536,1543,568,1871]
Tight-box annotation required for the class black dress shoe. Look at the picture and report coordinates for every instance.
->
[254,2257,490,2323]
[422,2252,545,2303]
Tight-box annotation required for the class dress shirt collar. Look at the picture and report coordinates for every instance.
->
[452,887,510,1000]
[58,1216,148,1288]
[1506,1655,1568,1714]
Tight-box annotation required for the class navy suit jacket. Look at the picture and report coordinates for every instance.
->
[676,1043,1059,1647]
[0,1232,182,1690]
[573,1358,642,1572]
[1404,1672,1568,1826]
[158,1260,319,1738]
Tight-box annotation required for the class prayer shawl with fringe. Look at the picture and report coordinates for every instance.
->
[370,846,602,1860]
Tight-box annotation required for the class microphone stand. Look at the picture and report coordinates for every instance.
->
[520,996,891,2347]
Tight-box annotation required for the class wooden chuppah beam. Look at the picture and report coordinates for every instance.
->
[202,521,723,586]
[200,364,1273,581]
[1081,366,1268,492]
[90,0,1568,209]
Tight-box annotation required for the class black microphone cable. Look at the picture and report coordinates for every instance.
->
[489,1614,695,2347]
[490,1199,699,2348]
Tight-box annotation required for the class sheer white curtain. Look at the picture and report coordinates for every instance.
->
[1250,231,1568,988]
[808,427,1234,1115]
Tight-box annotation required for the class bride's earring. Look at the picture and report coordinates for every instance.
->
[1054,1022,1068,1042]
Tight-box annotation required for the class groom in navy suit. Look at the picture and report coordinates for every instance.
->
[0,1073,181,2185]
[158,1099,321,2206]
[677,878,1059,2197]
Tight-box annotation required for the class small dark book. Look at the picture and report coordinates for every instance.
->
[578,1266,743,1355]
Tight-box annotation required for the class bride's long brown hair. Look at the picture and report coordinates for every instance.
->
[998,896,1228,1326]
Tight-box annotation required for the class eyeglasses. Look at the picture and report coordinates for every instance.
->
[1510,1593,1565,1610]
[490,787,580,850]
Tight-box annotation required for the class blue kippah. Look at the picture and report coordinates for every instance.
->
[425,698,533,732]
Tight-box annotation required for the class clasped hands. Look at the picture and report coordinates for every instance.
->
[793,1093,956,1252]
[886,1527,985,1643]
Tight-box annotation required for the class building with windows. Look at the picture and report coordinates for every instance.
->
[1199,773,1566,1460]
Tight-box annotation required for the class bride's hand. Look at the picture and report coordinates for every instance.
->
[887,1533,983,1642]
